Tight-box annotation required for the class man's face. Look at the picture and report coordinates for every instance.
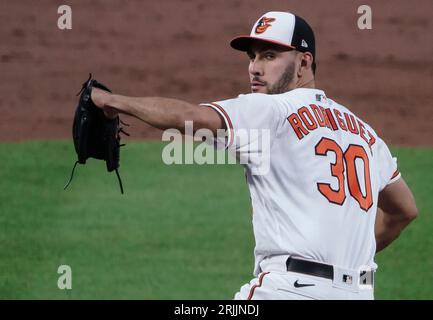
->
[247,42,298,94]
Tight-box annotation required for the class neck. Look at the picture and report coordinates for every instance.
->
[297,77,315,89]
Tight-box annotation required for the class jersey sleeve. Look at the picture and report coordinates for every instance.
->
[200,93,285,151]
[375,137,401,191]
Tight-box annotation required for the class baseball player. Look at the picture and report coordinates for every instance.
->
[90,11,418,299]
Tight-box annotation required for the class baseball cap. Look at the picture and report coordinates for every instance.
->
[230,11,316,67]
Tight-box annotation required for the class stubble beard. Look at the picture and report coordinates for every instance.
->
[267,62,295,95]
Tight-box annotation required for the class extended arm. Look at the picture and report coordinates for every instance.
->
[91,88,224,134]
[375,177,418,253]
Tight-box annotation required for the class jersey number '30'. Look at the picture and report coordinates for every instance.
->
[315,137,373,212]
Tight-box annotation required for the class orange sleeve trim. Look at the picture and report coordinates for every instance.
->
[209,102,234,148]
[391,169,400,179]
[247,272,270,300]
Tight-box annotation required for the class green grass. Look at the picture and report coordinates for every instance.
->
[0,141,431,299]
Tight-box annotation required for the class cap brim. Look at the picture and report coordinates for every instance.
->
[230,35,296,52]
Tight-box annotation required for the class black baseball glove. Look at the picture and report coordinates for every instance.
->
[64,74,128,194]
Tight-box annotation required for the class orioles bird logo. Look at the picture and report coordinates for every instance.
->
[255,17,275,34]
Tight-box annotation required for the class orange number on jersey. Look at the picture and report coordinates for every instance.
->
[344,144,373,211]
[315,138,346,205]
[315,138,373,212]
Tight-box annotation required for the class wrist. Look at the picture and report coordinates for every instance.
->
[91,87,111,109]
[104,94,119,119]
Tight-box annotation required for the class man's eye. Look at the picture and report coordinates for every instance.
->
[265,53,275,59]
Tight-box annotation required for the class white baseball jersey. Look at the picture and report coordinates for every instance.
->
[201,88,400,276]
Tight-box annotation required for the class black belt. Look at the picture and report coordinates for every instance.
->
[286,257,334,280]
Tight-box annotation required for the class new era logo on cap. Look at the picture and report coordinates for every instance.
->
[301,39,308,48]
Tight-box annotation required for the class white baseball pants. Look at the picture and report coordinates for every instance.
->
[234,255,374,300]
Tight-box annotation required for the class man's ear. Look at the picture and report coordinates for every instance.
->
[298,52,313,76]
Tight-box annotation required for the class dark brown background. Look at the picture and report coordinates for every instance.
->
[1,0,432,145]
